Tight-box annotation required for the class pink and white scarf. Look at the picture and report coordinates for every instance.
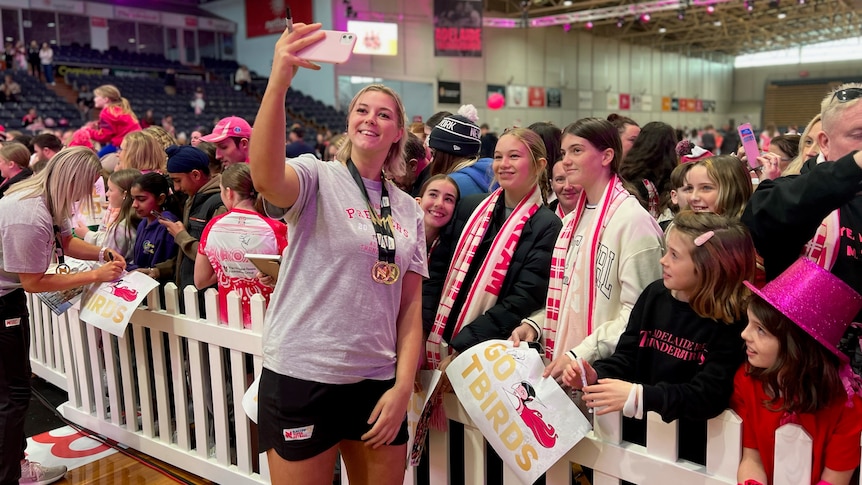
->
[542,175,629,360]
[426,186,542,368]
[802,209,840,271]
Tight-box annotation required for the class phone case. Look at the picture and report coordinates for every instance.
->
[296,30,357,64]
[737,123,761,169]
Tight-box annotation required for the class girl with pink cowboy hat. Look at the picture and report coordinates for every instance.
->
[732,257,862,485]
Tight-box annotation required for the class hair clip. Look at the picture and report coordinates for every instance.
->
[694,230,715,247]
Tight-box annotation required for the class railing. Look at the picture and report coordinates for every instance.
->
[29,284,269,485]
[28,291,70,391]
[29,286,862,485]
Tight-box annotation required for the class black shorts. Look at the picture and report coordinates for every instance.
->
[258,368,409,461]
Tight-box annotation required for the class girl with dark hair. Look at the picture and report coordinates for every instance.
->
[414,174,459,258]
[619,121,679,220]
[733,258,862,485]
[756,133,800,181]
[527,121,562,200]
[607,113,640,160]
[195,163,287,327]
[509,118,664,379]
[129,172,180,280]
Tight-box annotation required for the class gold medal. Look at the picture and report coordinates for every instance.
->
[372,261,400,284]
[372,261,391,284]
[387,262,400,284]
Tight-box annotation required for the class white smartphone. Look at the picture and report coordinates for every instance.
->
[296,30,357,64]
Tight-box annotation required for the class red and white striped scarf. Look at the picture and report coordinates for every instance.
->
[426,186,542,368]
[554,202,566,220]
[542,175,629,360]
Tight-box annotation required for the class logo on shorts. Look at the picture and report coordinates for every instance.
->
[283,425,314,441]
[5,318,20,327]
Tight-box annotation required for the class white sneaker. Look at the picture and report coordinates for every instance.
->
[19,459,67,485]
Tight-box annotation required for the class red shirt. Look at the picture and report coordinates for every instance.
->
[730,365,862,484]
[198,208,287,327]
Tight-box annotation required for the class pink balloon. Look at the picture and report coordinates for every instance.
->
[487,92,505,110]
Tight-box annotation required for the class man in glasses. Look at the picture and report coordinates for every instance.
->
[742,82,862,372]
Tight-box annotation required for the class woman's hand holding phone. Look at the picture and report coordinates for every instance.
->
[271,22,325,88]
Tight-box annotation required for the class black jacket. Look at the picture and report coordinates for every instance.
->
[172,175,226,293]
[742,151,862,369]
[742,151,862,292]
[422,192,562,352]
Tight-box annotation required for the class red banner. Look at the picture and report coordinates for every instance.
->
[528,87,545,107]
[619,93,631,110]
[246,0,312,39]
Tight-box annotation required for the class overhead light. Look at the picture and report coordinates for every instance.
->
[563,23,571,32]
[616,17,624,28]
[585,21,594,29]
[658,27,667,33]
[706,5,716,14]
[563,0,572,5]
[777,12,787,19]
[713,20,722,26]
[640,13,651,23]
[745,0,753,11]
[48,22,55,27]
[677,8,686,20]
[128,38,136,43]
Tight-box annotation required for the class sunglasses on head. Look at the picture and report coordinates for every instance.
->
[832,87,862,103]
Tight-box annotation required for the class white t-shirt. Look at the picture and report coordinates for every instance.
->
[263,157,428,384]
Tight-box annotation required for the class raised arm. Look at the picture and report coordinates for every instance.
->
[249,23,324,209]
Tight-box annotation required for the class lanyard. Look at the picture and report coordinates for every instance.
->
[346,159,400,284]
[53,225,71,274]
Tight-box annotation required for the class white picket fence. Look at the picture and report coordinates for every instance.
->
[28,285,862,485]
[28,283,270,485]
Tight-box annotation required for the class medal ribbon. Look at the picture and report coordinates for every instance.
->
[346,159,396,266]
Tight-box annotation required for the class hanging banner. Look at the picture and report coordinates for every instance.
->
[619,93,631,110]
[606,93,619,110]
[434,0,482,57]
[578,91,593,110]
[528,87,546,107]
[448,341,592,485]
[546,88,561,108]
[695,99,704,112]
[671,98,680,111]
[641,95,653,112]
[246,0,311,39]
[438,81,462,104]
[507,86,528,108]
[662,97,671,111]
[80,272,159,337]
[703,100,716,112]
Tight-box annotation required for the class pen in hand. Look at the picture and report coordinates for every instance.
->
[286,7,293,33]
